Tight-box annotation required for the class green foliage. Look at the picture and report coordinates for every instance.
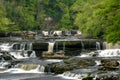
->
[0,1,14,32]
[0,0,119,43]
[72,0,120,43]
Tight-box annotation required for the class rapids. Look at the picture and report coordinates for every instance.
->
[0,42,120,80]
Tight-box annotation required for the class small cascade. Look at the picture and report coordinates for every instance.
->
[0,61,11,69]
[95,60,101,66]
[81,41,85,51]
[98,49,120,57]
[39,65,45,72]
[29,51,36,58]
[96,42,101,50]
[16,64,39,71]
[0,43,10,51]
[48,42,55,53]
[59,69,97,80]
[102,41,106,50]
[80,51,98,57]
[4,63,45,73]
[9,51,28,59]
[9,50,36,59]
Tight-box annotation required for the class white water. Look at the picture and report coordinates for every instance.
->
[58,69,97,80]
[95,60,101,65]
[79,51,98,57]
[48,42,55,53]
[45,59,63,62]
[79,49,120,57]
[9,51,36,59]
[0,61,10,69]
[3,64,45,74]
[0,43,10,51]
[80,54,90,57]
[102,41,106,50]
[98,49,120,57]
[29,51,36,58]
[9,51,29,59]
[81,41,85,51]
[57,74,80,80]
[96,42,101,50]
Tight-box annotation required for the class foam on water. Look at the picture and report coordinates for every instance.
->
[79,49,120,57]
[95,60,101,65]
[9,52,29,59]
[57,74,80,80]
[0,61,10,69]
[3,65,44,74]
[9,51,36,59]
[79,54,90,57]
[98,49,120,57]
[57,69,97,80]
[45,59,63,63]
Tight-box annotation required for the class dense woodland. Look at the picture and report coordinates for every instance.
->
[0,0,120,43]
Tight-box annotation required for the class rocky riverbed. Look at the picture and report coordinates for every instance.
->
[0,49,120,80]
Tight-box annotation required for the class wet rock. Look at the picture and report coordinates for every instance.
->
[42,51,54,57]
[0,52,15,61]
[55,50,65,56]
[96,75,119,80]
[100,59,119,71]
[48,57,96,74]
[82,76,93,80]
[48,62,73,74]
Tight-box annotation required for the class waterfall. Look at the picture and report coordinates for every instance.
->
[81,41,85,51]
[4,63,45,73]
[102,41,106,50]
[96,42,101,50]
[48,42,55,52]
[29,43,33,50]
[29,51,36,58]
[39,65,45,72]
[17,64,45,72]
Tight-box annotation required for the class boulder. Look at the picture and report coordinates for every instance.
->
[100,59,119,71]
[42,51,53,57]
[47,57,96,74]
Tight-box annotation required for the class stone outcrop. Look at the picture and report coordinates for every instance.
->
[42,51,54,57]
[46,57,95,74]
[99,59,119,71]
[42,50,65,58]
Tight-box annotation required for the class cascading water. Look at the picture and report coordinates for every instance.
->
[29,51,36,58]
[98,49,120,57]
[58,69,97,80]
[96,42,101,50]
[9,51,28,59]
[102,41,106,50]
[9,51,36,59]
[0,61,11,69]
[95,60,101,66]
[4,63,45,73]
[81,41,85,51]
[5,42,37,59]
[48,42,55,52]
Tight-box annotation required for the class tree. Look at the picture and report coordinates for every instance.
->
[0,0,13,32]
[72,0,120,43]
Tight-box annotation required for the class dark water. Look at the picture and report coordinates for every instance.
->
[0,73,74,80]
